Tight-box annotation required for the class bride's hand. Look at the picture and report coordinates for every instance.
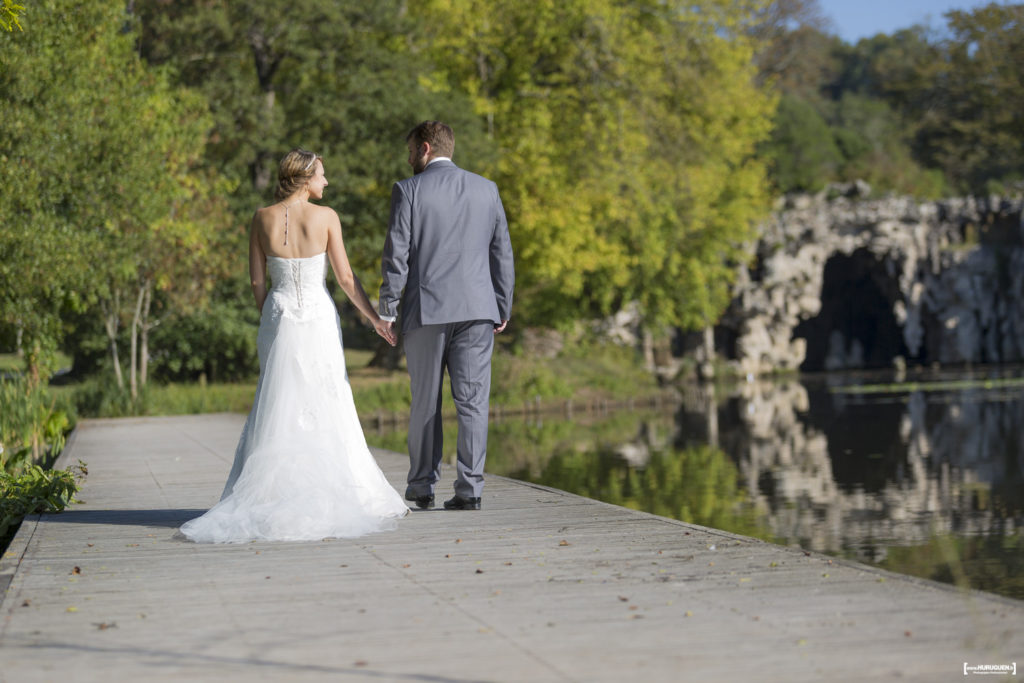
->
[375,319,397,347]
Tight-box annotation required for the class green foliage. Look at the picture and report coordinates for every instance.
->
[0,0,234,386]
[0,463,82,548]
[149,294,260,383]
[763,94,841,193]
[761,6,1024,196]
[134,0,490,278]
[0,0,24,32]
[0,376,73,473]
[413,0,775,330]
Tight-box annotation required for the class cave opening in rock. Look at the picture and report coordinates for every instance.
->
[794,248,909,371]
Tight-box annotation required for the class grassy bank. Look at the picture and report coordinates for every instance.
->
[42,342,667,420]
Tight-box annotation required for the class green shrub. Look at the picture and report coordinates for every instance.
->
[0,463,82,550]
[0,376,74,473]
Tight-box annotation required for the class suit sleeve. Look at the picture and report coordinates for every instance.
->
[379,182,412,320]
[489,185,515,320]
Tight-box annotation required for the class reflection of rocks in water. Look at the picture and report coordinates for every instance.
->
[685,379,1024,561]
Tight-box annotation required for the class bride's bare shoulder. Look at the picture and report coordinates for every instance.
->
[311,203,342,225]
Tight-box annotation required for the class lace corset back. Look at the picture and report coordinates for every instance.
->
[266,253,330,316]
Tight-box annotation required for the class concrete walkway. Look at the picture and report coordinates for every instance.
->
[1,414,1021,682]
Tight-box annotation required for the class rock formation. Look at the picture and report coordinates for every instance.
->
[719,185,1024,375]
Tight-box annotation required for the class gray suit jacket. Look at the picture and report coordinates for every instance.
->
[379,160,514,333]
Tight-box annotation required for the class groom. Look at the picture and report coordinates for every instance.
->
[379,121,515,511]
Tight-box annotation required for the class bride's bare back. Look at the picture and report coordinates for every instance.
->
[252,201,332,260]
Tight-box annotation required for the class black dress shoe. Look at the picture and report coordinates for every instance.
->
[406,493,434,510]
[443,495,481,510]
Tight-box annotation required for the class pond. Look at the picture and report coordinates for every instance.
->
[364,367,1024,601]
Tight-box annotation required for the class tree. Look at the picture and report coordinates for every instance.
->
[411,0,775,333]
[0,0,232,390]
[920,4,1024,192]
[135,0,490,278]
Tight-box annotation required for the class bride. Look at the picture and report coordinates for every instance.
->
[181,149,409,543]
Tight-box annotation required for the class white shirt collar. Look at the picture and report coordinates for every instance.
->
[427,156,452,167]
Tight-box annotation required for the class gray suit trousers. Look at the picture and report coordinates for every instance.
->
[404,320,494,499]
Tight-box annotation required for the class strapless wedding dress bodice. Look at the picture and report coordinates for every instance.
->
[181,253,408,543]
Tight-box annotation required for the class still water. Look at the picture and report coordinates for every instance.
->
[364,367,1024,600]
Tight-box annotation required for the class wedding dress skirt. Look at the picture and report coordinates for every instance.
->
[181,253,408,543]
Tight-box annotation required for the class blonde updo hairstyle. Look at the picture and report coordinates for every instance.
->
[274,149,321,201]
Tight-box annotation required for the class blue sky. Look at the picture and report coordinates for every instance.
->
[816,0,1011,43]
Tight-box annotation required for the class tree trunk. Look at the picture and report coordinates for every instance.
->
[140,281,152,388]
[130,282,147,401]
[102,292,124,390]
[368,338,404,371]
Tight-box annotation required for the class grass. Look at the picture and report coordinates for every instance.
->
[0,352,73,374]
[50,342,667,420]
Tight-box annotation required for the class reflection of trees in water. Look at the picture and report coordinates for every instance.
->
[511,445,765,539]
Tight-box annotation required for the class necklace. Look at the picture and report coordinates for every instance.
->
[283,200,303,246]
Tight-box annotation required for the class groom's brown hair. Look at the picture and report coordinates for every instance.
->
[408,121,454,158]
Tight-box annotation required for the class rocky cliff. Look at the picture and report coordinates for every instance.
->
[718,185,1024,375]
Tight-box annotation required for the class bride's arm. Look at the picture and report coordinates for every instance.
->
[249,211,268,313]
[325,211,397,346]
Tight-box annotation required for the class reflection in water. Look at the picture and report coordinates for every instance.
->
[364,372,1024,599]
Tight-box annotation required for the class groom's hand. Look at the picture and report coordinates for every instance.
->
[494,319,508,334]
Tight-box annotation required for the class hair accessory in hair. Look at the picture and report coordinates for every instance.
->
[303,154,318,171]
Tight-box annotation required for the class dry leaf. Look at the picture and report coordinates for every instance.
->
[454,539,462,544]
[72,567,81,575]
[21,599,30,607]
[402,564,411,568]
[66,607,78,613]
[94,622,117,630]
[354,661,368,667]
[618,596,629,602]
[475,569,484,574]
[558,540,570,547]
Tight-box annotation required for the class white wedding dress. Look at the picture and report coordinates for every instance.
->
[181,253,408,543]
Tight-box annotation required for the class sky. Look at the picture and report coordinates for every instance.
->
[816,0,1012,43]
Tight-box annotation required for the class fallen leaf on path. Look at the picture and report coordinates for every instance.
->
[354,661,368,667]
[455,539,462,544]
[618,596,629,602]
[93,622,117,630]
[402,564,411,568]
[475,569,484,574]
[66,607,78,613]
[559,540,570,547]
[21,600,30,607]
[72,567,81,575]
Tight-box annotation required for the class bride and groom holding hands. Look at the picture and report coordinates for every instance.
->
[181,121,515,543]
